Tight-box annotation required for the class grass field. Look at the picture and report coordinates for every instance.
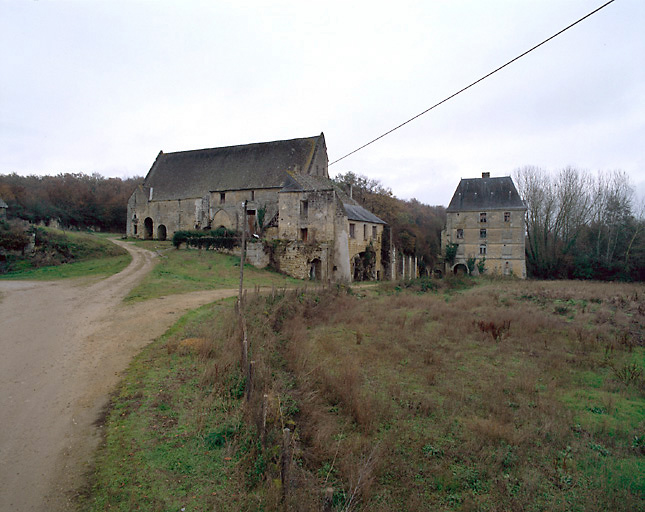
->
[82,277,644,511]
[124,240,302,302]
[0,229,130,280]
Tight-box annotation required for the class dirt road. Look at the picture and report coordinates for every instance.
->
[0,240,239,511]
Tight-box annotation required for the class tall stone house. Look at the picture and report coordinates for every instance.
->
[127,133,386,282]
[442,172,526,278]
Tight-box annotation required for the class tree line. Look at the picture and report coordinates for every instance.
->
[514,166,644,281]
[0,173,143,232]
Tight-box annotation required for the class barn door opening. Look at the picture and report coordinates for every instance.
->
[144,217,153,239]
[309,258,321,280]
[157,224,167,241]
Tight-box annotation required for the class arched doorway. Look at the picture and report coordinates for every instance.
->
[157,224,167,241]
[309,258,322,280]
[453,263,468,276]
[212,209,232,230]
[144,217,153,239]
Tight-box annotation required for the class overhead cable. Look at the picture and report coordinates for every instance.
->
[329,0,616,166]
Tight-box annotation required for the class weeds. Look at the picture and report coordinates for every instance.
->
[85,279,645,511]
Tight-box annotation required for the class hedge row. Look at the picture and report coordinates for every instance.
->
[172,228,239,250]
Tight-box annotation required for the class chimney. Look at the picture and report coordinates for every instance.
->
[482,172,490,178]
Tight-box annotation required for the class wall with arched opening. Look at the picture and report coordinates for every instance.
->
[157,224,167,241]
[309,258,322,280]
[212,209,233,230]
[144,217,153,239]
[453,263,468,275]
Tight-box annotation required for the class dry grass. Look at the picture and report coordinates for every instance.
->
[225,278,645,511]
[87,279,644,511]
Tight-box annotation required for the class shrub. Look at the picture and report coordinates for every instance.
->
[172,227,238,249]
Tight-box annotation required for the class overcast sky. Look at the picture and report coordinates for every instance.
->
[1,0,643,206]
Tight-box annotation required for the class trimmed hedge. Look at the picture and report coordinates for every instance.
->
[172,228,239,250]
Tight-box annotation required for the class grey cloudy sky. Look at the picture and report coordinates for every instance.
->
[1,0,643,206]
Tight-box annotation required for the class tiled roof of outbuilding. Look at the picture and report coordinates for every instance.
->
[343,203,386,224]
[446,176,525,212]
[143,134,323,201]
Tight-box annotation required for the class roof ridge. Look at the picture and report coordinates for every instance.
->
[162,135,320,157]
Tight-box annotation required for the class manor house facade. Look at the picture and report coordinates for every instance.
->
[442,172,527,278]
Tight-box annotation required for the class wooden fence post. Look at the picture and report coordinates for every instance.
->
[322,487,334,512]
[246,360,255,402]
[261,393,268,447]
[281,428,292,502]
[242,328,248,376]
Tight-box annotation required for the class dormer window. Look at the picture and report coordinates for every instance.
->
[480,212,487,223]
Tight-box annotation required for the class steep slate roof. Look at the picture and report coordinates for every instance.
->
[143,134,324,201]
[0,197,7,208]
[343,203,386,224]
[281,174,386,225]
[446,176,525,212]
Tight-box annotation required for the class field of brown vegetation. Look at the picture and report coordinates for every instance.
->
[85,278,644,511]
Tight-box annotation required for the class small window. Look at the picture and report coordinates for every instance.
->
[220,192,225,205]
[133,225,138,235]
[480,229,487,239]
[504,211,511,222]
[372,226,377,239]
[300,228,308,242]
[300,200,308,218]
[251,190,255,201]
[480,212,487,223]
[349,223,355,239]
[479,244,487,255]
[456,228,464,239]
[363,224,367,240]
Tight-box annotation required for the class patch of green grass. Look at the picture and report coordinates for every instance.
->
[80,301,254,511]
[125,244,302,302]
[0,254,131,280]
[1,229,130,279]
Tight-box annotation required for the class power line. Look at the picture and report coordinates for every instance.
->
[329,0,616,167]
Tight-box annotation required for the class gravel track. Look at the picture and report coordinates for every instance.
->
[0,240,238,511]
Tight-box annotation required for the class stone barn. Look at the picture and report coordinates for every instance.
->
[442,172,527,278]
[127,133,386,282]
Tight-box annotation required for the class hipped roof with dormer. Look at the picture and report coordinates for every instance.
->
[446,176,525,212]
[142,134,325,201]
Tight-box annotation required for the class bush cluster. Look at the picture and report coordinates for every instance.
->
[172,227,238,250]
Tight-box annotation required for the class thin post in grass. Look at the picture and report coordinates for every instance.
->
[322,487,334,512]
[261,393,268,447]
[281,427,292,502]
[246,360,255,402]
[242,325,248,378]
